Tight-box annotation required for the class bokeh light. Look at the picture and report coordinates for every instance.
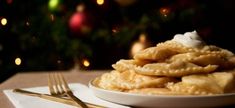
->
[130,42,145,57]
[1,18,7,26]
[82,59,90,67]
[15,58,22,66]
[112,28,117,33]
[26,21,30,26]
[76,4,85,12]
[48,0,59,10]
[139,33,147,43]
[160,7,170,17]
[96,0,104,5]
[57,60,61,64]
[69,12,84,31]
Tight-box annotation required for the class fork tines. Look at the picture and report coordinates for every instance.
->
[48,73,88,108]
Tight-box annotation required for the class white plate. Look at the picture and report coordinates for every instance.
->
[89,80,235,108]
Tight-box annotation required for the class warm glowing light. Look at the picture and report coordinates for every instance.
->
[139,33,146,43]
[15,58,22,66]
[130,42,145,57]
[26,21,30,26]
[112,27,119,34]
[96,0,104,5]
[57,60,61,64]
[160,7,170,16]
[112,29,117,33]
[76,4,85,12]
[83,59,90,67]
[1,18,7,26]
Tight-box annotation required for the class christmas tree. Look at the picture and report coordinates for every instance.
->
[0,0,234,82]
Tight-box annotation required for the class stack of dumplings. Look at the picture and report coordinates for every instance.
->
[93,31,235,95]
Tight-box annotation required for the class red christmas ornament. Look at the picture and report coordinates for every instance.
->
[69,12,93,36]
[69,12,84,32]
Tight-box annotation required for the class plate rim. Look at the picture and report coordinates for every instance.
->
[89,79,235,107]
[88,79,235,98]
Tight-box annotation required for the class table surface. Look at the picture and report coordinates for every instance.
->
[0,69,107,108]
[2,70,235,108]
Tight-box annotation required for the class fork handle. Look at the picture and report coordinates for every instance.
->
[13,89,77,105]
[66,92,89,108]
[13,89,105,108]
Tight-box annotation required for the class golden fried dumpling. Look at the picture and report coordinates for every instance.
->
[93,71,122,91]
[134,61,218,77]
[210,72,234,92]
[93,70,177,91]
[166,72,235,95]
[133,46,179,62]
[112,59,150,72]
[94,31,235,96]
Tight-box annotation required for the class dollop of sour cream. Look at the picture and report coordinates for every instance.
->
[172,30,205,48]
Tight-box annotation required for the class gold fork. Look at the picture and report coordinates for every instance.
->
[48,73,88,108]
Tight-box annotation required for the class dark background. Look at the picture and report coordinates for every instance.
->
[0,0,234,83]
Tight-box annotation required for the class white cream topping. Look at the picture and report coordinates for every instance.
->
[172,30,205,48]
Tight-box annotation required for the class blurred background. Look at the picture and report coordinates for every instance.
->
[0,0,234,82]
